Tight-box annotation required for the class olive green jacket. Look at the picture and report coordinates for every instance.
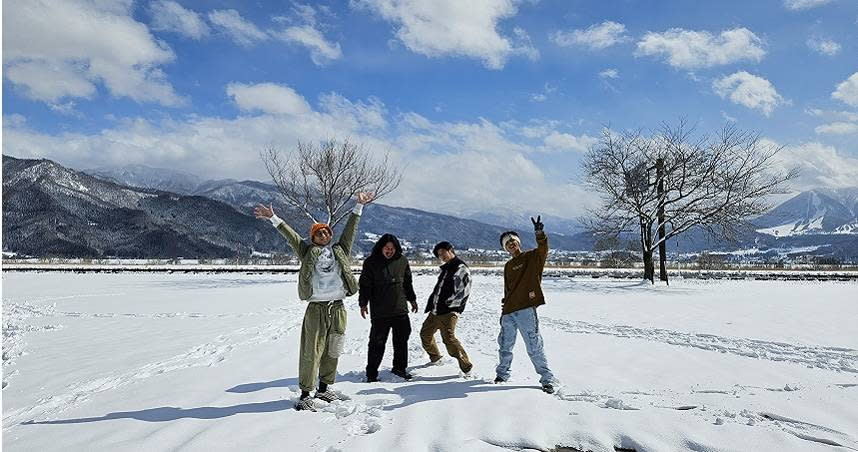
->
[274,212,361,301]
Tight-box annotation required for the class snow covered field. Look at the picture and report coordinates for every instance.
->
[3,271,857,451]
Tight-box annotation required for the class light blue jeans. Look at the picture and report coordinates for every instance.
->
[496,307,554,385]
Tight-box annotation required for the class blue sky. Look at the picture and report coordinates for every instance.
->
[3,0,858,219]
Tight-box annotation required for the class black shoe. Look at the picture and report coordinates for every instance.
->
[542,383,555,394]
[494,377,506,384]
[365,375,379,383]
[391,368,413,380]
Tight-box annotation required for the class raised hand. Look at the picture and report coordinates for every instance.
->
[531,215,544,232]
[356,192,375,204]
[254,203,274,220]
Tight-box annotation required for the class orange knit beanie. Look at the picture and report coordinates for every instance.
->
[310,223,332,238]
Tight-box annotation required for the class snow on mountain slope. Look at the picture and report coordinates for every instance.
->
[755,189,858,236]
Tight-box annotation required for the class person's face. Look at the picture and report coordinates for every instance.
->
[382,242,396,259]
[312,228,332,246]
[504,239,521,257]
[437,248,454,263]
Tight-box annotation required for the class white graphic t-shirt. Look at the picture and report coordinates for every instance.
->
[309,246,346,302]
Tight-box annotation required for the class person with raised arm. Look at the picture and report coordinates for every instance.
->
[254,192,374,411]
[494,216,558,394]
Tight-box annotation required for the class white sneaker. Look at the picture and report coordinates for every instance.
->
[315,389,348,403]
[294,397,317,411]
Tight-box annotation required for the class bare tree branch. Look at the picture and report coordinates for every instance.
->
[582,122,798,283]
[261,139,403,229]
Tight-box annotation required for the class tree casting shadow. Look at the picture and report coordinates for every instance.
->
[22,399,292,425]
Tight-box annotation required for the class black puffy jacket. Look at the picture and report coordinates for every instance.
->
[359,254,416,320]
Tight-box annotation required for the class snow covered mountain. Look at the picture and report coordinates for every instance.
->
[753,189,858,236]
[3,156,286,258]
[2,156,592,257]
[467,209,583,236]
[85,164,202,195]
[9,157,856,259]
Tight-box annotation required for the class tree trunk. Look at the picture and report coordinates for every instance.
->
[657,158,668,285]
[643,248,655,283]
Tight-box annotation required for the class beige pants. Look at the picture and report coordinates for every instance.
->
[420,312,472,373]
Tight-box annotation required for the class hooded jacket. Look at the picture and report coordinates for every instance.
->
[502,230,548,315]
[358,234,417,320]
[424,256,470,315]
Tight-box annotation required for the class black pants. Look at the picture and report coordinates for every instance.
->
[366,314,411,378]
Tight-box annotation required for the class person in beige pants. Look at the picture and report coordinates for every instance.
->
[420,241,473,375]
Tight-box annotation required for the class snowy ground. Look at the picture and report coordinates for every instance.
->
[2,271,857,451]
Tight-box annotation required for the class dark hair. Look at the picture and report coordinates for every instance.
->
[499,231,519,247]
[371,233,403,260]
[432,241,454,257]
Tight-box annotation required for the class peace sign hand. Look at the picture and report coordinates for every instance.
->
[531,215,544,232]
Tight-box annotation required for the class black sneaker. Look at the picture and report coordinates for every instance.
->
[494,377,506,384]
[365,375,379,383]
[294,396,317,411]
[391,368,413,380]
[541,383,555,394]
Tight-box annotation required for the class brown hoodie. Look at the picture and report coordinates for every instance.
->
[501,230,548,315]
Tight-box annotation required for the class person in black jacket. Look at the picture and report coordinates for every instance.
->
[359,234,418,382]
[419,241,473,375]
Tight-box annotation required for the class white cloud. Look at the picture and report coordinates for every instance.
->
[4,60,97,102]
[226,82,312,116]
[551,21,629,50]
[771,140,858,190]
[543,133,598,153]
[713,71,786,116]
[806,37,841,56]
[815,122,858,135]
[3,89,596,219]
[530,82,556,102]
[3,0,183,106]
[271,4,343,65]
[636,27,765,69]
[150,0,210,39]
[273,26,342,65]
[721,111,738,123]
[784,0,833,10]
[353,0,537,69]
[806,108,858,122]
[209,9,268,47]
[318,93,388,130]
[832,73,858,107]
[599,68,619,79]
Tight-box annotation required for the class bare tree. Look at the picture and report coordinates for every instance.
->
[261,139,403,228]
[582,121,798,283]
